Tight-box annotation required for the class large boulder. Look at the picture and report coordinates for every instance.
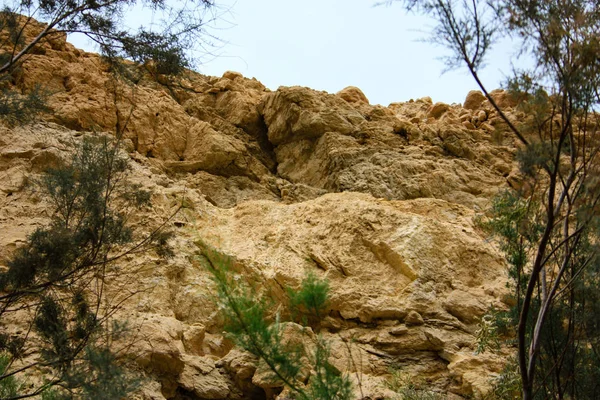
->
[259,86,364,145]
[337,85,370,105]
[463,90,487,110]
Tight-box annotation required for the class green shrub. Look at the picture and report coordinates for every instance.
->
[202,248,352,400]
[0,353,20,398]
[0,136,171,399]
[386,368,444,400]
[288,271,330,328]
[0,85,49,126]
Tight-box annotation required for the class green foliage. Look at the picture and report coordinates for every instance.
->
[120,30,189,76]
[306,339,353,400]
[0,1,194,395]
[0,136,171,399]
[0,10,24,50]
[386,368,444,400]
[479,187,600,398]
[205,250,303,389]
[506,74,550,117]
[0,1,216,126]
[0,1,215,75]
[35,320,139,400]
[41,388,62,400]
[515,142,556,177]
[78,347,139,400]
[203,248,352,400]
[478,190,540,317]
[485,359,521,400]
[288,271,330,327]
[0,85,49,125]
[475,311,502,354]
[46,345,140,400]
[1,136,160,295]
[224,0,600,397]
[0,353,21,398]
[393,2,600,397]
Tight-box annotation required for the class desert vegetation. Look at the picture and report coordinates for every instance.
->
[386,0,600,397]
[2,0,600,399]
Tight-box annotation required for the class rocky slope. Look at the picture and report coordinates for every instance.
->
[0,20,527,399]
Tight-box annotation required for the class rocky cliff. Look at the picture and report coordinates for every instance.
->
[0,20,527,399]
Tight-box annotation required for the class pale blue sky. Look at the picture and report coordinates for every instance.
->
[69,1,520,106]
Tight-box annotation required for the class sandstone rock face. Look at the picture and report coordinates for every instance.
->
[177,355,230,399]
[0,19,523,400]
[429,102,450,119]
[337,86,370,105]
[463,90,487,110]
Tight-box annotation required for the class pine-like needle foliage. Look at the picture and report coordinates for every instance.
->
[0,136,172,399]
[202,248,352,400]
[0,0,216,125]
[0,1,215,76]
[0,84,49,125]
[384,0,600,398]
[288,271,330,328]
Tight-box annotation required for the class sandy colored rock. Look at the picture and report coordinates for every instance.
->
[389,325,409,336]
[136,380,166,400]
[0,116,513,400]
[463,90,486,110]
[222,70,243,80]
[0,19,529,399]
[337,85,370,105]
[182,323,206,355]
[195,193,507,324]
[475,109,488,124]
[177,355,230,399]
[489,89,518,108]
[443,290,487,323]
[218,349,258,380]
[259,86,362,145]
[130,315,186,375]
[447,352,507,396]
[405,310,425,326]
[0,118,511,396]
[462,120,476,130]
[429,102,450,119]
[7,19,519,212]
[480,122,495,133]
[262,85,512,209]
[252,323,314,390]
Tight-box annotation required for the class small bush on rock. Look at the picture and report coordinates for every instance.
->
[0,136,172,399]
[201,247,353,400]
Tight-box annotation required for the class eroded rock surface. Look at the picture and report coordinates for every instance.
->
[0,18,524,400]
